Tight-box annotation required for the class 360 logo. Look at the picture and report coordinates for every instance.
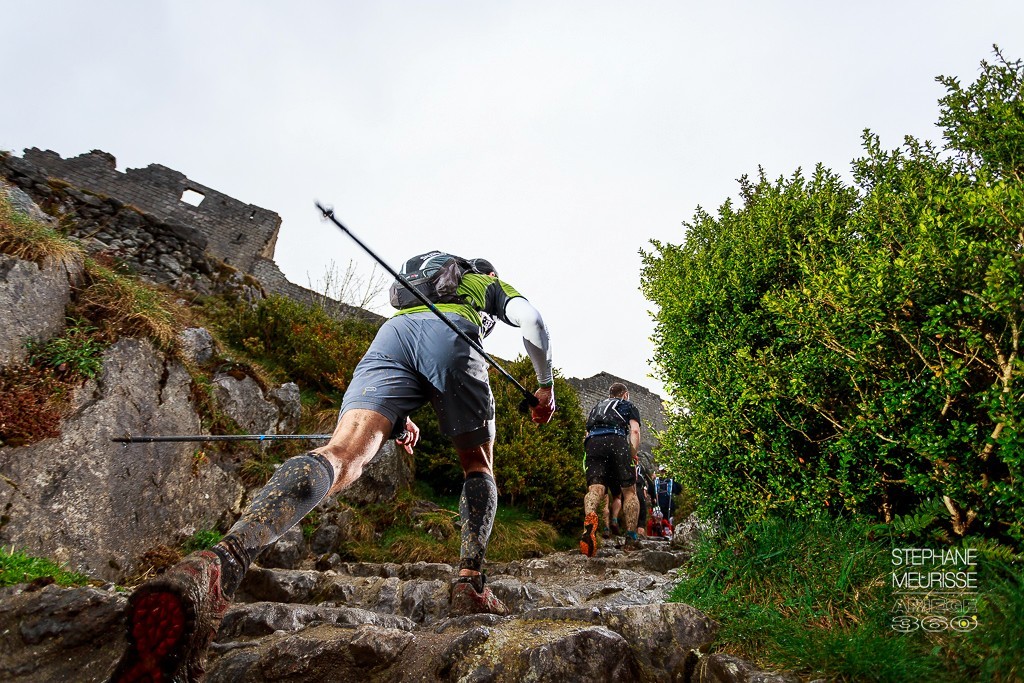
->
[891,615,978,632]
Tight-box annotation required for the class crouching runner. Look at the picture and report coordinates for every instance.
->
[110,256,555,682]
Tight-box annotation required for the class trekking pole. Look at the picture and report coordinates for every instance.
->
[315,202,540,412]
[112,433,332,444]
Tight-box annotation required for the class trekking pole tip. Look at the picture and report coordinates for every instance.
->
[314,201,333,219]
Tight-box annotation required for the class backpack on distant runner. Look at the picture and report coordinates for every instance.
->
[585,398,630,434]
[390,251,477,310]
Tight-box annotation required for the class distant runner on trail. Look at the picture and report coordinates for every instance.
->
[111,254,556,682]
[636,464,653,536]
[654,465,675,523]
[579,382,641,557]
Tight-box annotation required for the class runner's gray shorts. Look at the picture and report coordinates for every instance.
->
[341,312,496,449]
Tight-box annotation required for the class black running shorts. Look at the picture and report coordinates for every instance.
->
[584,434,635,491]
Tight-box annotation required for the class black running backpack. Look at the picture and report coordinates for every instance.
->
[586,398,630,433]
[389,251,477,310]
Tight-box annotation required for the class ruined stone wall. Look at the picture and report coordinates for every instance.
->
[9,149,280,272]
[567,371,666,470]
[1,154,215,288]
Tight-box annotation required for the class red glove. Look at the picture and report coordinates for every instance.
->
[531,386,555,424]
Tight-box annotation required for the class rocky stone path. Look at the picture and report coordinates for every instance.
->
[0,536,796,682]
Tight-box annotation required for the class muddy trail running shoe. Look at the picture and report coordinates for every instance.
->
[623,531,643,552]
[110,550,231,683]
[609,517,620,536]
[450,574,510,616]
[580,511,599,557]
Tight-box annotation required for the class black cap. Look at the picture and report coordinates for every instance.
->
[471,258,497,277]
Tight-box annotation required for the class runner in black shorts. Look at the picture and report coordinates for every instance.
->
[579,383,641,556]
[636,465,652,535]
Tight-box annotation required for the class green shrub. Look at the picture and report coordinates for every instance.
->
[641,49,1024,546]
[208,294,378,393]
[412,357,588,532]
[27,319,106,379]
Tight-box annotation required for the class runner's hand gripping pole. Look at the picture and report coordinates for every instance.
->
[315,202,541,414]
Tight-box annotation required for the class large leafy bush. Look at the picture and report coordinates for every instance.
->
[642,50,1024,547]
[214,294,378,393]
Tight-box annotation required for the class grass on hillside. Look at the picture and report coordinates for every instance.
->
[0,189,81,268]
[0,191,190,446]
[670,516,1023,682]
[77,258,183,352]
[323,487,567,565]
[0,547,91,588]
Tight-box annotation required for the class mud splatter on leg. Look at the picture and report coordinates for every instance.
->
[584,484,605,516]
[458,472,497,572]
[214,452,334,594]
[622,487,640,535]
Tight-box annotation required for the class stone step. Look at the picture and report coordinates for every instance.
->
[236,546,690,626]
[0,548,796,683]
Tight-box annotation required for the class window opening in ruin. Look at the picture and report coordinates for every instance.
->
[181,189,205,207]
[249,210,257,220]
[234,233,246,243]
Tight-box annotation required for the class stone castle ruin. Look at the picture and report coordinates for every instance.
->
[1,148,665,446]
[9,148,279,272]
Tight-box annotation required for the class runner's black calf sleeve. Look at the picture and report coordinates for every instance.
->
[214,452,335,594]
[459,472,497,572]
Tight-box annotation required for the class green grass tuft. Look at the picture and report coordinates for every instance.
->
[181,529,222,553]
[0,547,91,587]
[0,190,82,268]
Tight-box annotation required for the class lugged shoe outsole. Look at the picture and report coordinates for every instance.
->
[112,588,192,682]
[580,511,599,557]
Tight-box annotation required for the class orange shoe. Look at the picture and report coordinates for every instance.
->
[580,511,599,557]
[450,574,509,616]
[110,550,231,682]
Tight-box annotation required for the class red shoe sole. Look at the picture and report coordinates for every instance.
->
[112,590,188,682]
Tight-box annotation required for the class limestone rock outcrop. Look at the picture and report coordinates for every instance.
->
[0,541,718,682]
[0,338,245,581]
[0,249,82,367]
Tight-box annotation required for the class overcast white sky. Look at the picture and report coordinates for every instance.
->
[3,2,1022,397]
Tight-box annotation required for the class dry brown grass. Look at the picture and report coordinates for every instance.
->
[0,190,81,268]
[78,259,183,351]
[486,514,560,562]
